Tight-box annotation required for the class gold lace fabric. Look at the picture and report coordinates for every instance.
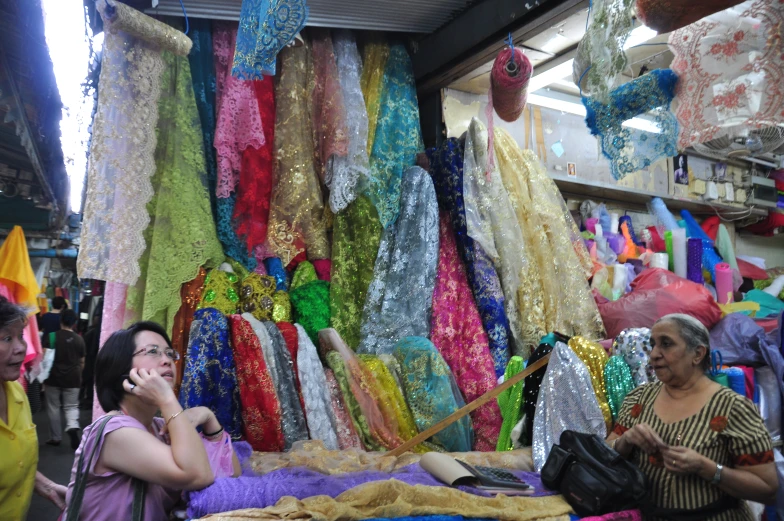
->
[98,0,192,56]
[360,39,390,157]
[239,273,277,321]
[568,336,613,431]
[266,42,329,265]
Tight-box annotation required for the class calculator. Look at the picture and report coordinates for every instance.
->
[456,460,532,490]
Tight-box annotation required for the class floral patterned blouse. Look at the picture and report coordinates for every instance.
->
[614,382,773,521]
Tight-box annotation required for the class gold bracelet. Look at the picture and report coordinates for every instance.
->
[166,409,184,426]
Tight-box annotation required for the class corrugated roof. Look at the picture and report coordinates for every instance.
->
[147,0,474,33]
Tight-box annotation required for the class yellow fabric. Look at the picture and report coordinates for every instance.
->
[0,381,38,521]
[360,39,390,156]
[0,227,40,314]
[199,479,573,521]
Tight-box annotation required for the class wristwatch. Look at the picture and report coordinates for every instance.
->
[711,463,723,485]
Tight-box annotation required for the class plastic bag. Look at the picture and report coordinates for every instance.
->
[37,348,55,383]
[596,268,722,339]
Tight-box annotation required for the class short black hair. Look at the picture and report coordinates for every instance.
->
[0,296,27,331]
[60,309,78,328]
[95,321,173,412]
[52,297,67,310]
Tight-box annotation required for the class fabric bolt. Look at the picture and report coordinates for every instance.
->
[522,343,554,447]
[232,0,308,78]
[200,268,241,315]
[428,138,510,376]
[604,356,635,419]
[493,128,605,340]
[357,167,439,355]
[497,356,525,452]
[463,119,540,358]
[238,273,276,321]
[295,323,340,450]
[272,291,292,322]
[364,44,424,228]
[291,261,318,290]
[613,328,656,386]
[394,337,474,453]
[321,328,404,451]
[360,39,390,156]
[125,50,224,337]
[264,258,289,291]
[430,211,502,452]
[179,308,243,439]
[312,259,331,281]
[276,322,304,408]
[330,196,383,350]
[329,30,370,213]
[324,369,364,450]
[568,337,612,431]
[290,280,331,344]
[228,315,284,451]
[171,267,207,389]
[533,342,607,471]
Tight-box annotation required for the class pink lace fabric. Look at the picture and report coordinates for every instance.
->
[324,368,364,450]
[213,23,265,198]
[431,213,502,451]
[669,0,784,149]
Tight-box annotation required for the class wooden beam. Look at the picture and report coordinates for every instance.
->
[387,353,551,457]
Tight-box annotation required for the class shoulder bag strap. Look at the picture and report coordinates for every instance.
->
[130,478,146,521]
[65,415,114,521]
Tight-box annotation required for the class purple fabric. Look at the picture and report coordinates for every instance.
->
[711,313,784,404]
[187,464,553,518]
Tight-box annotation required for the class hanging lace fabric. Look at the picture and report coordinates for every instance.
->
[228,315,284,451]
[295,323,340,450]
[394,337,474,453]
[360,39,390,156]
[232,0,308,79]
[582,69,679,180]
[79,0,190,286]
[532,342,607,471]
[357,167,439,356]
[328,30,370,214]
[637,0,746,33]
[428,138,510,377]
[668,0,784,150]
[266,42,329,265]
[364,44,424,228]
[431,212,502,452]
[493,129,605,340]
[329,196,383,350]
[324,368,364,450]
[179,309,244,439]
[463,118,542,358]
[125,50,224,336]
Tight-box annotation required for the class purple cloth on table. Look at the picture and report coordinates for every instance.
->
[187,463,553,518]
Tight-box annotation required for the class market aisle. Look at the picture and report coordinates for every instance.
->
[27,396,92,521]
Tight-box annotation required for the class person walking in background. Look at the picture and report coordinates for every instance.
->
[38,296,67,343]
[44,309,85,449]
[79,304,102,410]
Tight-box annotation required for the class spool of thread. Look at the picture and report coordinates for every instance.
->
[585,218,598,235]
[649,197,679,231]
[490,47,532,122]
[687,238,704,284]
[725,367,746,396]
[664,231,674,271]
[650,253,669,270]
[672,228,687,279]
[595,223,604,238]
[715,262,734,304]
[610,213,620,235]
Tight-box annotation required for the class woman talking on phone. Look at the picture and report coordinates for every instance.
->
[62,321,240,520]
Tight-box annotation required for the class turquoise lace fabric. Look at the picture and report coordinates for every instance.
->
[394,337,473,452]
[232,0,308,79]
[364,44,424,229]
[583,69,679,180]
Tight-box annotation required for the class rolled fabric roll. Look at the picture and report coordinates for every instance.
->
[650,253,669,270]
[664,231,674,271]
[687,238,704,284]
[610,213,620,235]
[672,228,687,279]
[715,263,734,304]
[99,0,192,56]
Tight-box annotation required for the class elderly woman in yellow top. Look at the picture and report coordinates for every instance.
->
[607,313,778,521]
[0,296,68,520]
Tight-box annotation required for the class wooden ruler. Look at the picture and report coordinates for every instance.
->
[387,353,551,457]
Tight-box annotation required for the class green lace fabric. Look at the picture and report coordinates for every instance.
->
[239,273,276,321]
[496,356,524,451]
[329,196,383,350]
[226,258,251,280]
[291,280,331,344]
[126,51,223,334]
[325,350,380,451]
[199,268,241,315]
[291,261,319,290]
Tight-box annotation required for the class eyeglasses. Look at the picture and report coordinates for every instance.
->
[132,345,181,361]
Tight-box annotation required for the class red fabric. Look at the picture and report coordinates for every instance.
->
[233,77,275,255]
[597,268,722,339]
[646,226,666,252]
[276,322,306,411]
[737,258,771,280]
[228,315,284,451]
[312,259,332,281]
[734,450,775,466]
[738,365,755,400]
[286,251,308,272]
[743,213,784,237]
[700,216,720,242]
[636,0,745,33]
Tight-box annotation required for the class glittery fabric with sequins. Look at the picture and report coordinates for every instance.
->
[200,269,241,315]
[497,356,524,452]
[604,355,636,418]
[290,280,330,344]
[324,368,364,450]
[358,167,439,356]
[568,336,613,431]
[613,327,657,386]
[179,308,243,439]
[522,343,553,447]
[171,267,207,388]
[239,273,277,321]
[360,39,390,156]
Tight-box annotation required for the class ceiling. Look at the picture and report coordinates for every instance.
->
[147,0,477,33]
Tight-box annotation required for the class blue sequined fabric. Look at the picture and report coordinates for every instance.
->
[428,139,511,377]
[583,69,679,180]
[264,257,289,291]
[393,336,473,452]
[232,0,308,79]
[364,44,424,229]
[179,308,244,439]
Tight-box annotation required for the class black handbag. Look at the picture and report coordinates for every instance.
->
[541,430,648,516]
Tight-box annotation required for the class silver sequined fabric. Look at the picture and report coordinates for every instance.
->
[613,327,657,387]
[532,342,607,471]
